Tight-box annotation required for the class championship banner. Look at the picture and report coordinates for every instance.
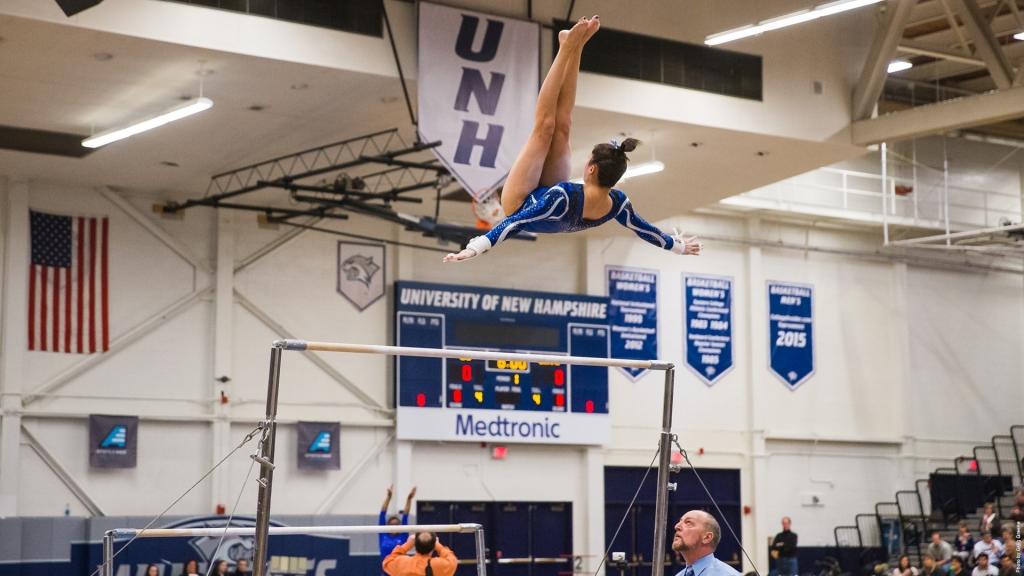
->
[337,241,385,311]
[418,1,539,201]
[684,274,734,386]
[767,281,815,389]
[607,266,658,380]
[89,414,138,468]
[297,421,340,470]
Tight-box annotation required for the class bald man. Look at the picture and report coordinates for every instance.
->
[672,510,740,576]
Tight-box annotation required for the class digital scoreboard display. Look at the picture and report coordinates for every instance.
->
[395,281,611,445]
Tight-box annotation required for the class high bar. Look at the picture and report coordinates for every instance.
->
[109,523,482,539]
[273,340,673,370]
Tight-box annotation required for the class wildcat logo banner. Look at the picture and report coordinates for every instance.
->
[297,421,340,470]
[89,414,138,468]
[337,241,385,311]
[418,1,539,201]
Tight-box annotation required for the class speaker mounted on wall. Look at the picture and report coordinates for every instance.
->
[54,0,105,17]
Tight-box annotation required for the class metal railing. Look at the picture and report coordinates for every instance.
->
[728,165,1022,231]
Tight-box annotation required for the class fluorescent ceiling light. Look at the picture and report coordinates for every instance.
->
[571,160,665,184]
[1014,32,1024,40]
[82,97,214,148]
[705,0,883,46]
[887,60,913,73]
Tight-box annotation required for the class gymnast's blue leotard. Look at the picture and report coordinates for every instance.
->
[467,182,676,254]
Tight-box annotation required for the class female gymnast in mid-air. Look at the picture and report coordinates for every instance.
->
[443,16,702,263]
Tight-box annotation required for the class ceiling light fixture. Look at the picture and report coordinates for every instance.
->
[705,0,883,46]
[571,161,665,184]
[887,60,913,73]
[82,97,213,149]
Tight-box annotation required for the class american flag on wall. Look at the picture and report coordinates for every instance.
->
[29,211,109,353]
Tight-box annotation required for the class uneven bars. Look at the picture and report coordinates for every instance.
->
[273,339,673,370]
[108,523,482,539]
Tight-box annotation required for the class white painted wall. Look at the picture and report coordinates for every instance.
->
[0,180,1021,574]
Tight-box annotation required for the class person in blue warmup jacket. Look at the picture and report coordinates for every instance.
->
[444,16,702,263]
[379,485,417,563]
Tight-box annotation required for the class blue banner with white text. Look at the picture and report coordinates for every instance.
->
[767,281,814,389]
[607,266,658,380]
[684,274,734,385]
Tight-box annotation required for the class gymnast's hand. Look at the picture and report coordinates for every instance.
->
[442,247,478,263]
[671,228,702,256]
[443,236,491,263]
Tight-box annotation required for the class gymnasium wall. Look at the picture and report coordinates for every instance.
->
[2,175,1021,572]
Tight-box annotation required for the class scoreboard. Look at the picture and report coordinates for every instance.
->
[395,281,611,445]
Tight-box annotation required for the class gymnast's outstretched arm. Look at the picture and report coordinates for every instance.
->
[443,188,570,262]
[613,199,702,255]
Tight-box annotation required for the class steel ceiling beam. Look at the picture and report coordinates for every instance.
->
[853,0,919,121]
[949,0,1016,88]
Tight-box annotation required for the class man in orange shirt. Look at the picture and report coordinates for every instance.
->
[382,532,458,576]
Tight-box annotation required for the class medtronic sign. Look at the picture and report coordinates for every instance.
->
[394,281,611,445]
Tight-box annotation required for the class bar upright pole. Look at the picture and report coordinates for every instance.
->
[103,531,114,576]
[475,526,488,576]
[651,368,676,576]
[253,346,283,576]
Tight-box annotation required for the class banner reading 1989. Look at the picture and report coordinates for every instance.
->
[607,266,658,381]
[684,274,734,386]
[767,281,815,390]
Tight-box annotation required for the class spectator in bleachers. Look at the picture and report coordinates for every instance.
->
[928,531,955,568]
[1014,488,1024,509]
[999,528,1017,565]
[972,532,1004,565]
[949,557,967,576]
[955,524,976,564]
[212,561,229,576]
[231,560,250,576]
[181,560,200,576]
[1009,506,1024,524]
[971,553,998,576]
[980,503,1000,536]
[996,556,1016,576]
[146,564,161,576]
[893,555,920,576]
[920,553,945,576]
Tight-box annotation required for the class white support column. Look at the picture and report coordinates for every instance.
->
[394,439,413,516]
[0,179,29,516]
[584,446,605,576]
[744,217,768,573]
[212,209,235,511]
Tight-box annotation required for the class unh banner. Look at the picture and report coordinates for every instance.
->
[767,281,815,389]
[418,1,539,201]
[607,266,658,381]
[297,421,340,470]
[89,414,138,468]
[684,274,734,386]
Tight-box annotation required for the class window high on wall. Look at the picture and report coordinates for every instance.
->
[556,21,763,101]
[160,0,383,37]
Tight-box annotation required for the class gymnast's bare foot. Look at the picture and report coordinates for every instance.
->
[584,15,600,41]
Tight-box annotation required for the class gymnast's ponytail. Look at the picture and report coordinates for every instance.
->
[589,137,640,187]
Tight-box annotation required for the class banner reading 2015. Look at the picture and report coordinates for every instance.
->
[684,274,734,386]
[607,266,658,380]
[767,281,815,389]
